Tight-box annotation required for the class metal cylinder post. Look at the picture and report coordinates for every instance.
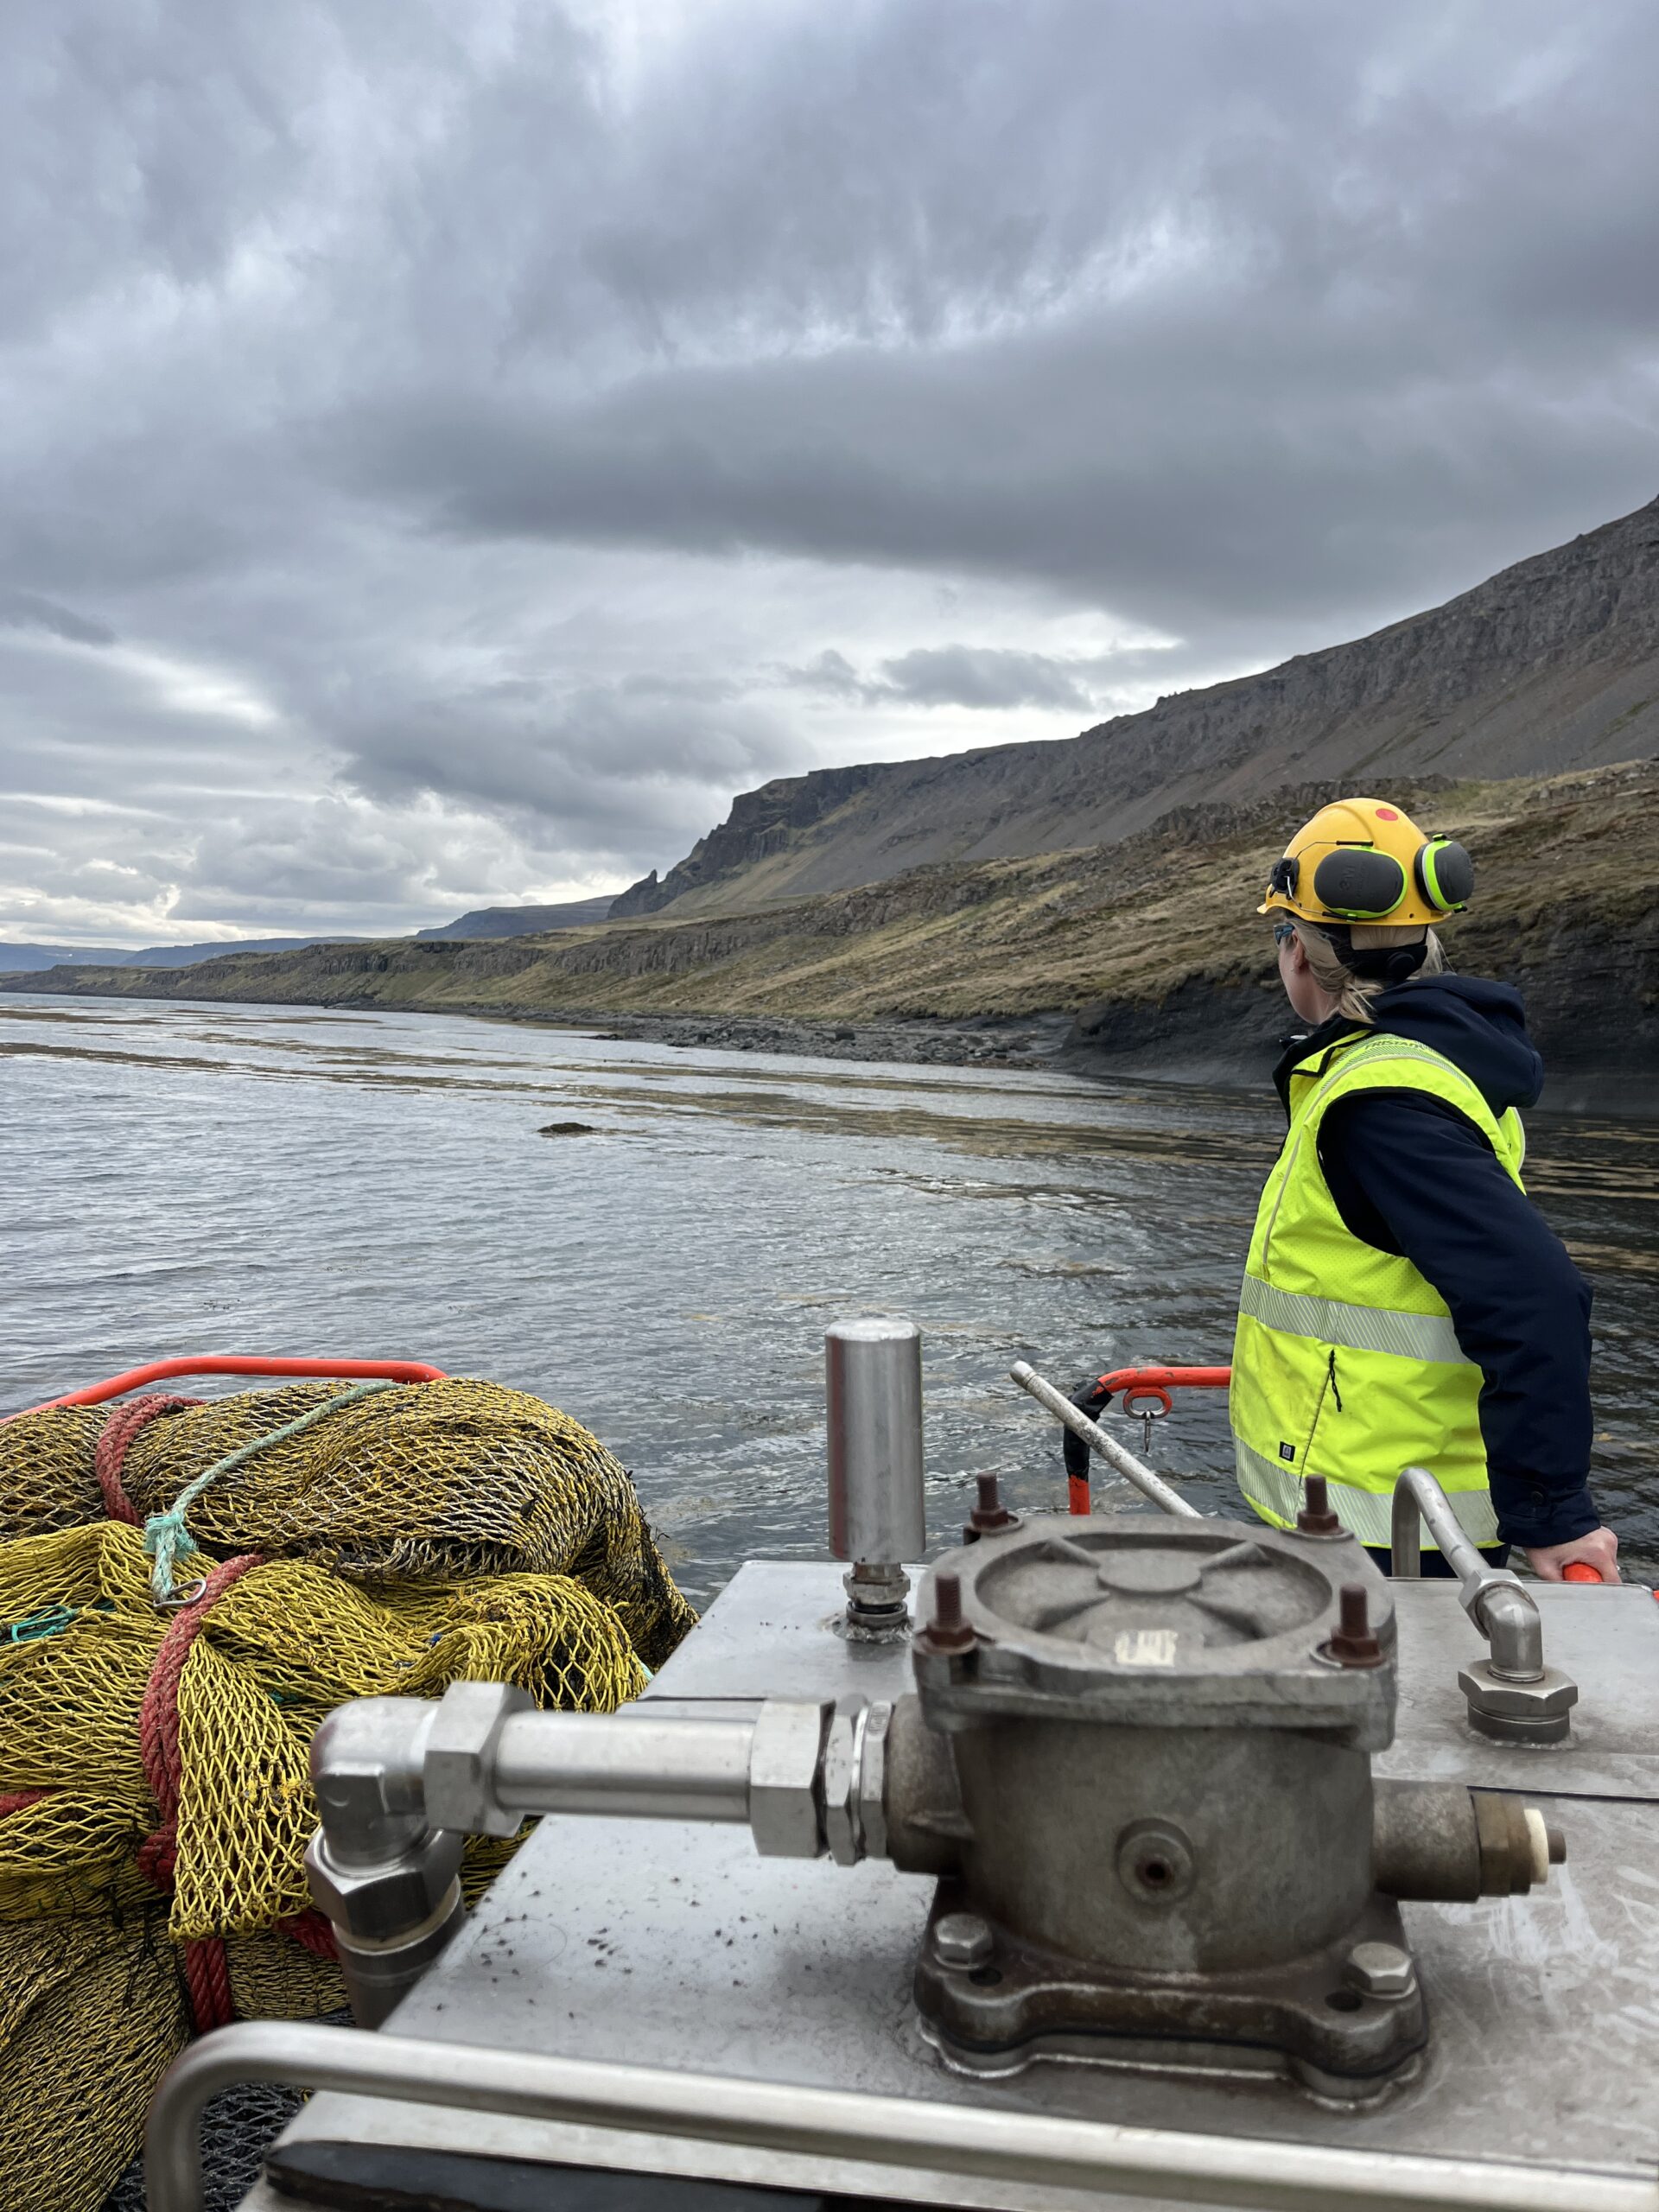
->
[826,1318,926,1637]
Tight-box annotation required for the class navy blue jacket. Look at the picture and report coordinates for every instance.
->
[1272,976,1598,1551]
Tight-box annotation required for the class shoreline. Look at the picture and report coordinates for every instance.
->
[8,982,1649,1116]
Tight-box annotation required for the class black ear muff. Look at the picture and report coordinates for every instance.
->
[1311,846,1407,920]
[1414,837,1474,912]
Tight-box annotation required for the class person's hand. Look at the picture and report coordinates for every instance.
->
[1523,1527,1621,1583]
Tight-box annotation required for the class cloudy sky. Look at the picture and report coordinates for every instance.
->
[3,0,1657,945]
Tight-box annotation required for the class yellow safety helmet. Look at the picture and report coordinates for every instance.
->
[1259,797,1473,927]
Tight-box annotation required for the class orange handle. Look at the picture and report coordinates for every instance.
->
[1096,1365,1231,1397]
[7,1354,448,1421]
[1068,1364,1233,1515]
[1562,1562,1605,1584]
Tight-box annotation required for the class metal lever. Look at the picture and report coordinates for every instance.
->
[1391,1466,1578,1744]
[1009,1363,1200,1518]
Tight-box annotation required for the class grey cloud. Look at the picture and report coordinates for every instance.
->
[3,0,1658,941]
[877,646,1095,714]
[0,592,116,648]
[785,644,1102,713]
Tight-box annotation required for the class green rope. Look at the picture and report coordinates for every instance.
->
[143,1379,400,1602]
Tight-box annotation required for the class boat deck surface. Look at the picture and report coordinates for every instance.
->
[245,1557,1659,2210]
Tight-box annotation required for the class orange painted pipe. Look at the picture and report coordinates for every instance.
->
[8,1354,448,1421]
[1067,1365,1232,1514]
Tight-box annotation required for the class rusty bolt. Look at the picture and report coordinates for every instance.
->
[1325,1583,1385,1669]
[1295,1475,1341,1536]
[963,1472,1014,1544]
[918,1568,976,1655]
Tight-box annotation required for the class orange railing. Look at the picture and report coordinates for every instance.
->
[7,1355,448,1421]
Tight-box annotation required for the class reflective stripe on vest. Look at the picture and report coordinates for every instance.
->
[1236,1274,1471,1365]
[1233,1438,1501,1549]
[1229,1030,1524,1550]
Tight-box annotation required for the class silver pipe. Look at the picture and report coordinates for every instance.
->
[1393,1467,1544,1678]
[1009,1362,1201,1519]
[493,1710,755,1821]
[1391,1466,1484,1583]
[826,1317,927,1564]
[146,2018,1656,2212]
[1479,1582,1545,1681]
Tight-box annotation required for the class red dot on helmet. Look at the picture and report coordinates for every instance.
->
[1375,806,1399,821]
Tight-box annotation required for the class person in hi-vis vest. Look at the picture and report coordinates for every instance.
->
[1230,796,1619,1582]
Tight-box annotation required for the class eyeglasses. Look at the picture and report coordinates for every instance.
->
[1273,921,1298,947]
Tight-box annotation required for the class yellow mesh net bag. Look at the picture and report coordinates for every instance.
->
[0,1380,696,2212]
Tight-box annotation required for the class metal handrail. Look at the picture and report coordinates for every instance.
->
[144,2018,1656,2212]
[1391,1465,1543,1679]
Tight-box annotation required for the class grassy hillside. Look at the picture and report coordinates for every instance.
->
[10,760,1656,1084]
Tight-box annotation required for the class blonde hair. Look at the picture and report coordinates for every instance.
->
[1294,921,1446,1026]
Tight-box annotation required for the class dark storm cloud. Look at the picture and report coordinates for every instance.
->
[331,0,1659,640]
[3,0,1657,940]
[0,592,116,649]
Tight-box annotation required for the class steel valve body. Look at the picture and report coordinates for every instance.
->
[897,1515,1433,2096]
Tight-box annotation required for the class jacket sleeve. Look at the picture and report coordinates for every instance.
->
[1317,1092,1599,1551]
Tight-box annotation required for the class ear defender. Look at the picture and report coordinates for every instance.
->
[1414,837,1474,913]
[1310,846,1408,920]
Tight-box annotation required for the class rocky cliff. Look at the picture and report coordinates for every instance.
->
[612,494,1659,917]
[14,759,1656,1103]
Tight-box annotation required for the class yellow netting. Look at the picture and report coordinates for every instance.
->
[0,1380,696,2212]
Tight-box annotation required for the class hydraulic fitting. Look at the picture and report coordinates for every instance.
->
[424,1681,534,1837]
[748,1699,832,1857]
[1457,1659,1579,1746]
[1372,1779,1565,1899]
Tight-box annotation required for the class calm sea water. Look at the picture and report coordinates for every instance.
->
[3,994,1655,1594]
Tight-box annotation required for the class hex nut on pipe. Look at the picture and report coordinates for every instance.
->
[855,1699,891,1863]
[821,1699,892,1866]
[819,1702,861,1866]
[749,1700,831,1858]
[424,1681,536,1838]
[304,1826,465,1942]
[1458,1660,1577,1745]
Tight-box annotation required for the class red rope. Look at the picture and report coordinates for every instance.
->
[93,1395,341,2012]
[0,1789,50,1819]
[280,1908,339,1959]
[136,1553,263,2031]
[96,1394,203,1525]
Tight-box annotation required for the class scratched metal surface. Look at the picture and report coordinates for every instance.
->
[263,1561,1659,2204]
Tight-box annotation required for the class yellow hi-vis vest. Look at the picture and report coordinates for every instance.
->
[1230,1030,1525,1550]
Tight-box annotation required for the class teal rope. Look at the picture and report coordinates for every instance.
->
[143,1379,400,1601]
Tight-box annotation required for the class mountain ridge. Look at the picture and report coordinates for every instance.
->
[0,899,620,975]
[10,759,1655,1102]
[613,493,1659,918]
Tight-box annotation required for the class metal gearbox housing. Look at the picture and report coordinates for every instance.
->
[907,1514,1425,2097]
